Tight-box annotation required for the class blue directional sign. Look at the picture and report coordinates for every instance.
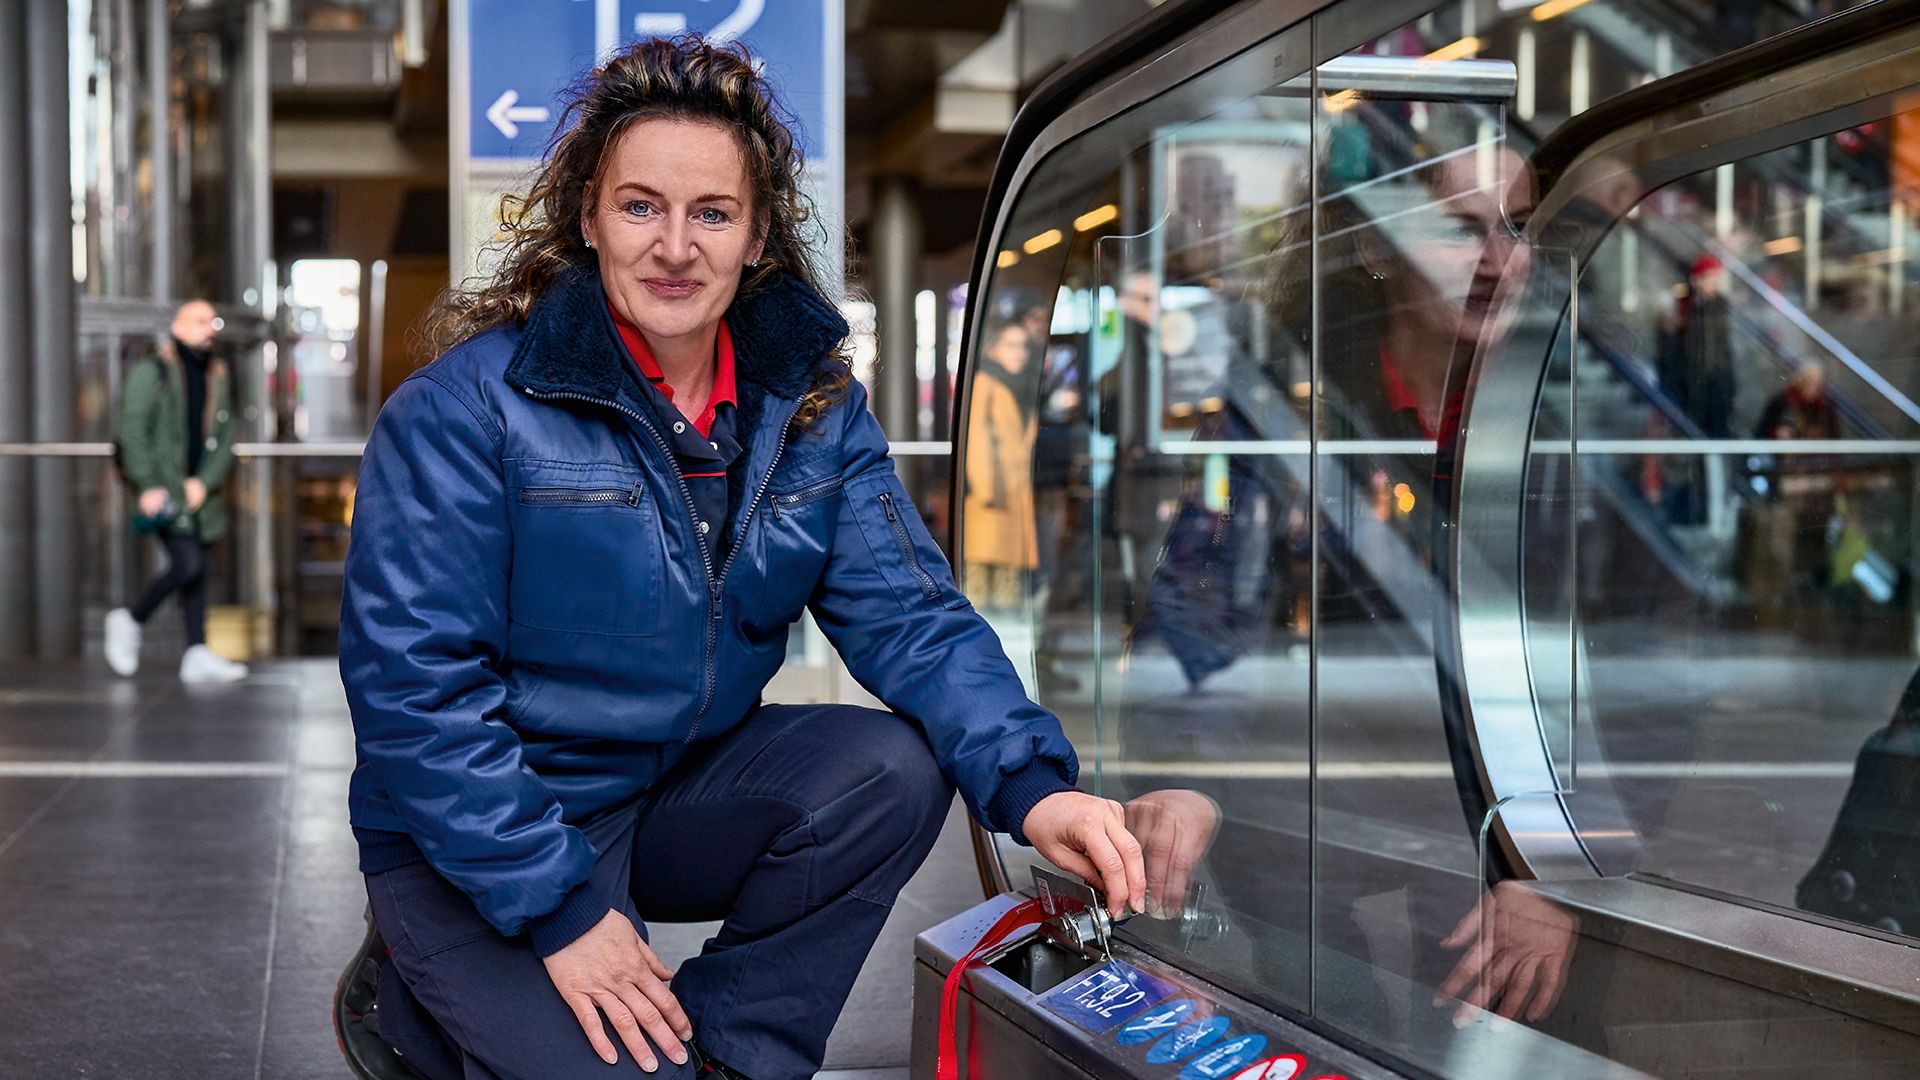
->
[466,0,601,161]
[623,1,832,160]
[466,0,837,163]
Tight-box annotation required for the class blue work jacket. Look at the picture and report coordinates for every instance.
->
[340,266,1078,948]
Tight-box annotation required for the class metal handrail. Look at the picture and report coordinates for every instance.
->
[0,440,955,458]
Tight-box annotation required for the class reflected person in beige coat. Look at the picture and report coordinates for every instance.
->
[964,320,1040,611]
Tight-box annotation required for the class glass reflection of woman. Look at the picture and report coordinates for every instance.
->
[1123,114,1574,1031]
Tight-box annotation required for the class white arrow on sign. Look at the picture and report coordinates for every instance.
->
[486,90,551,140]
[710,0,765,42]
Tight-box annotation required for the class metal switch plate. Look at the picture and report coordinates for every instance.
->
[1031,865,1114,961]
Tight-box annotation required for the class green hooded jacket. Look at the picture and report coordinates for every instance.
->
[114,342,237,541]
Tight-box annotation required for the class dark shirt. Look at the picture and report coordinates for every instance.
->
[604,303,745,564]
[177,338,210,476]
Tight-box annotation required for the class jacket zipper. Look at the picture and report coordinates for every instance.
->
[769,476,842,519]
[516,384,795,740]
[519,482,642,507]
[699,416,794,719]
[879,491,941,599]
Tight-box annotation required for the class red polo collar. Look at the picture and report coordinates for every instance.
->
[1378,345,1436,440]
[607,300,738,438]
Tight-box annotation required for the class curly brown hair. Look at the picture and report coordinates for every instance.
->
[421,35,851,430]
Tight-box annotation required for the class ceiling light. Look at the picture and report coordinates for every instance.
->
[1074,204,1120,232]
[1422,36,1481,62]
[1532,0,1597,21]
[1023,229,1064,255]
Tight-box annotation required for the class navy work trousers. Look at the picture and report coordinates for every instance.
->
[364,702,954,1080]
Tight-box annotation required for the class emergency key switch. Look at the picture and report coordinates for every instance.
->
[1030,866,1118,962]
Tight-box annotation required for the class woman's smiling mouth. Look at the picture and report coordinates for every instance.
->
[643,278,703,298]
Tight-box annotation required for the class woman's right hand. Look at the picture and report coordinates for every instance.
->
[138,487,169,518]
[541,908,693,1070]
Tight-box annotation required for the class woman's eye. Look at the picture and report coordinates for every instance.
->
[699,208,727,225]
[623,201,654,217]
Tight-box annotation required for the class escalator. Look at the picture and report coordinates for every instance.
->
[1378,2,1920,618]
[918,1,1920,1078]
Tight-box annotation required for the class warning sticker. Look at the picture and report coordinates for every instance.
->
[1040,961,1179,1034]
[1227,1054,1311,1080]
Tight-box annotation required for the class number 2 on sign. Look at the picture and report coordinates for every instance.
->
[1070,970,1148,1018]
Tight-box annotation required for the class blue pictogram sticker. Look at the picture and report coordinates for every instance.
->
[1040,961,1179,1034]
[1178,1033,1270,1080]
[1116,998,1196,1046]
[1146,1015,1230,1064]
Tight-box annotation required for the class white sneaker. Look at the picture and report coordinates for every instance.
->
[105,608,141,677]
[180,644,249,684]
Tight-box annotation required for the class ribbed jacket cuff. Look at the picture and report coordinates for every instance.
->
[527,881,608,957]
[988,760,1077,846]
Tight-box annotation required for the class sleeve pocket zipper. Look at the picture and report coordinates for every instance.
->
[878,491,942,600]
[770,476,844,518]
[519,482,643,507]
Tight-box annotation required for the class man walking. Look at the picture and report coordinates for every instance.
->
[104,299,249,683]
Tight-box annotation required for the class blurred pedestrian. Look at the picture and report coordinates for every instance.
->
[1742,361,1843,631]
[1681,253,1738,438]
[964,319,1039,612]
[104,299,249,683]
[1757,360,1840,440]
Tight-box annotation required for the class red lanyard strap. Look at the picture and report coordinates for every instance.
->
[936,897,1048,1080]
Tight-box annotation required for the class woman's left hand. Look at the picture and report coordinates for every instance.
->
[1433,881,1578,1027]
[1022,791,1147,919]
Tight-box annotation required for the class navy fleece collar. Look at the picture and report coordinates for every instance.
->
[505,264,850,404]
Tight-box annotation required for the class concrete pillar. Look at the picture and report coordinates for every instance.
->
[28,0,78,656]
[0,2,35,657]
[871,178,923,443]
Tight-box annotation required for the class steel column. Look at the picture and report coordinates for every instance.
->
[28,0,78,657]
[871,178,923,443]
[148,0,175,302]
[230,0,278,645]
[0,2,34,657]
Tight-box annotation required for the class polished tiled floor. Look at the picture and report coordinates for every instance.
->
[0,659,980,1078]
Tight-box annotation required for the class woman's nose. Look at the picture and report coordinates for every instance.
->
[657,217,694,264]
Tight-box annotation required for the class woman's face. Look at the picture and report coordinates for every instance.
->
[583,118,765,351]
[989,325,1030,373]
[1377,146,1533,352]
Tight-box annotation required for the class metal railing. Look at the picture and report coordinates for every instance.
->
[0,440,955,458]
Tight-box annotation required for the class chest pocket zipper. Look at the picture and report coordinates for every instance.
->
[519,482,643,508]
[878,491,941,600]
[771,476,843,518]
